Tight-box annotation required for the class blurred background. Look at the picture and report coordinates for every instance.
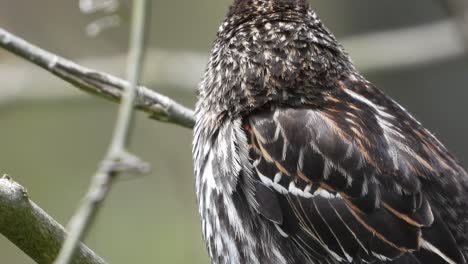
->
[0,0,467,263]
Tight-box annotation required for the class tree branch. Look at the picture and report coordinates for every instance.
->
[0,20,196,264]
[0,175,107,264]
[54,1,151,264]
[438,0,468,49]
[343,19,465,71]
[1,19,466,107]
[0,28,195,128]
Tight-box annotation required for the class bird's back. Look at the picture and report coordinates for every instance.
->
[193,0,468,263]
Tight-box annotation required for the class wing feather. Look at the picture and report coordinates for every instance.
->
[245,105,465,263]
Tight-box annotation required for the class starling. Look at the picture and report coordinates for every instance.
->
[192,0,468,263]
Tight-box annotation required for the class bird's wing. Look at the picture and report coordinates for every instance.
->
[244,93,466,263]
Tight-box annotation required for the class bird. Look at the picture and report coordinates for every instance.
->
[192,0,468,263]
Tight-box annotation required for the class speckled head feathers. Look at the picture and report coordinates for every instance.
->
[198,0,354,117]
[229,0,309,16]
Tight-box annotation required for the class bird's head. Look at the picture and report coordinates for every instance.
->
[229,0,309,15]
[197,0,355,119]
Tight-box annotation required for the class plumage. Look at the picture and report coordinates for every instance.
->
[193,0,468,263]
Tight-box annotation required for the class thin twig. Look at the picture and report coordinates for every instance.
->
[0,175,107,264]
[0,28,195,128]
[54,1,150,264]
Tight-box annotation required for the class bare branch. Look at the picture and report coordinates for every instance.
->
[0,15,195,264]
[1,19,466,106]
[438,0,468,49]
[0,28,195,128]
[0,175,107,264]
[54,1,151,264]
[343,19,465,71]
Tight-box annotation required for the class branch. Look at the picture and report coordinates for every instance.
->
[0,175,107,264]
[0,19,466,106]
[343,19,465,71]
[0,18,195,264]
[54,1,151,263]
[438,0,468,49]
[0,28,195,128]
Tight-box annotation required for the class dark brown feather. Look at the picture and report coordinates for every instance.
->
[194,0,468,263]
[246,97,465,263]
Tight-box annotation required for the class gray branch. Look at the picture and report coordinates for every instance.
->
[439,0,468,49]
[0,28,195,128]
[0,19,466,107]
[0,7,196,264]
[343,19,465,71]
[0,175,107,264]
[55,1,151,263]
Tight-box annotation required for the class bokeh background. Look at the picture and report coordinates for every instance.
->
[1,0,467,263]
